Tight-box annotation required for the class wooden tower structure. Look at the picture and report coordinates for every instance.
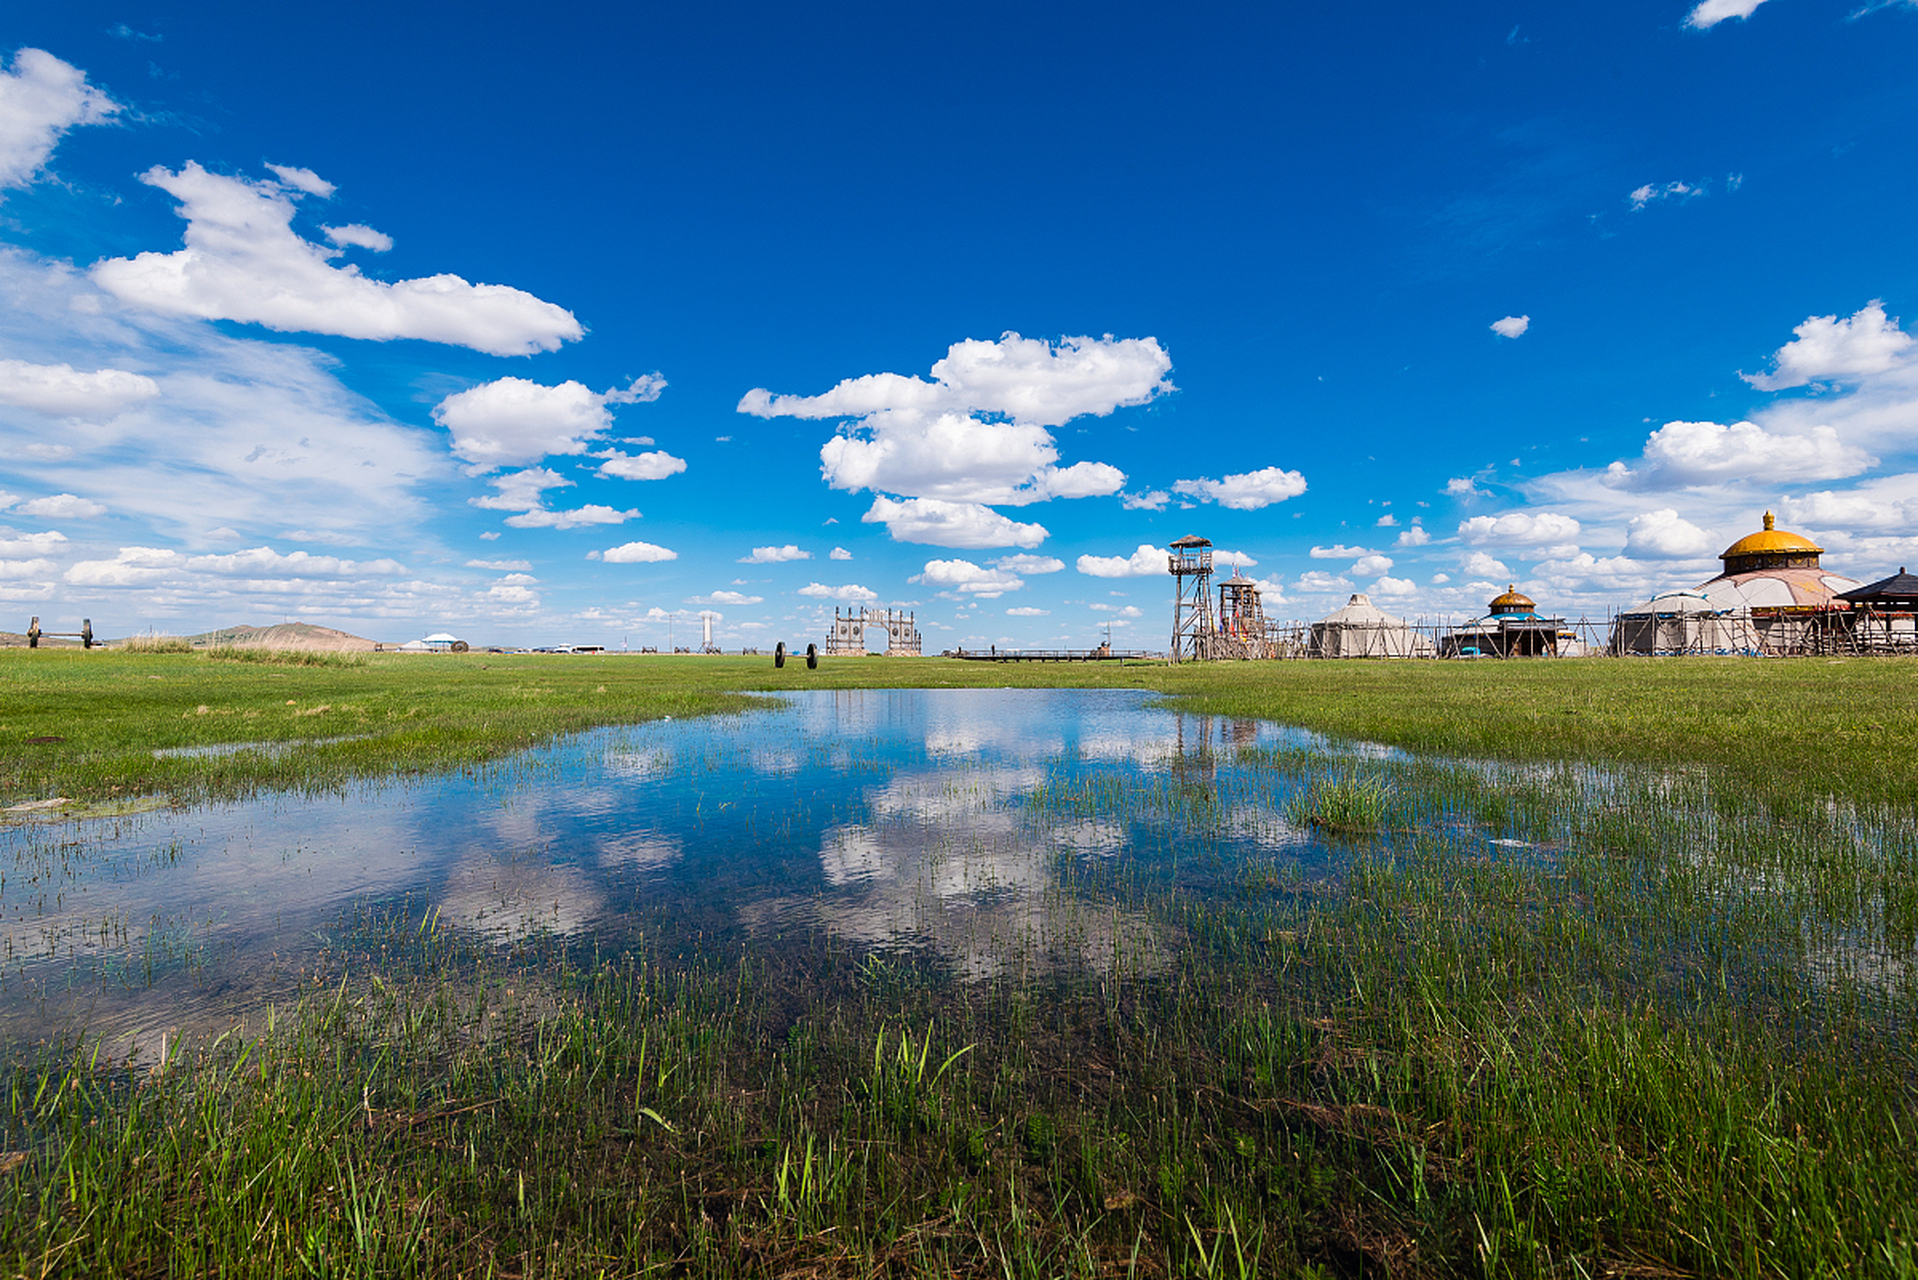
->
[1213,572,1275,659]
[1168,535,1215,662]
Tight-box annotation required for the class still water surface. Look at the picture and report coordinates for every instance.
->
[0,690,1360,1056]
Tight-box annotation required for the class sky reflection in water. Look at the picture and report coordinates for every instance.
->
[0,689,1347,1054]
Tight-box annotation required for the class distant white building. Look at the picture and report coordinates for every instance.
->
[397,632,469,653]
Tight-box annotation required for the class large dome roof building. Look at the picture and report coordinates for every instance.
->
[1693,511,1860,652]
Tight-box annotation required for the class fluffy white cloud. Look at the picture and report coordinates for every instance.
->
[741,332,1172,427]
[797,581,878,601]
[0,50,118,193]
[1606,420,1872,487]
[862,496,1046,549]
[320,224,392,252]
[912,559,1024,598]
[1076,545,1166,578]
[742,333,1160,512]
[596,541,677,563]
[466,463,638,530]
[471,467,571,511]
[0,358,159,418]
[1532,552,1656,596]
[1120,490,1170,511]
[1005,606,1048,616]
[1171,465,1307,510]
[688,590,762,605]
[1444,477,1483,497]
[1089,603,1143,618]
[595,449,686,482]
[1213,550,1257,568]
[1310,544,1370,559]
[994,553,1064,574]
[465,558,532,571]
[1395,525,1431,547]
[1371,576,1418,596]
[1623,508,1715,559]
[17,493,106,518]
[1459,551,1511,578]
[1685,0,1767,28]
[1352,553,1395,576]
[1491,315,1530,339]
[506,505,638,530]
[1295,570,1351,592]
[0,528,66,556]
[0,557,56,579]
[1375,514,1397,527]
[1459,511,1581,545]
[740,545,811,563]
[1743,301,1913,391]
[92,164,584,356]
[829,546,852,560]
[434,376,664,470]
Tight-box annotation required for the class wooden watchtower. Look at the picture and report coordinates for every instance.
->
[1214,572,1274,659]
[1168,535,1215,662]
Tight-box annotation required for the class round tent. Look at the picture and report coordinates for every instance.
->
[1610,590,1761,656]
[1310,593,1429,658]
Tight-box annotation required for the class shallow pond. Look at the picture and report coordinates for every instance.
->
[0,689,1368,1057]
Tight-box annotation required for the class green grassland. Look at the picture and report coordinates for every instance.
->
[4,648,1916,810]
[4,649,1918,1276]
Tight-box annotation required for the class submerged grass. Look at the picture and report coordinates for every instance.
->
[6,648,1917,809]
[3,651,1918,1273]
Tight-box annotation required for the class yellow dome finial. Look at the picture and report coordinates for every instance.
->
[1763,510,1775,531]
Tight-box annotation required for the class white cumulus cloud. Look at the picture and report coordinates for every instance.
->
[1459,551,1511,579]
[1623,508,1716,559]
[1005,606,1048,616]
[1606,420,1872,487]
[993,553,1065,574]
[595,449,685,481]
[597,541,677,563]
[741,333,1161,517]
[862,496,1047,549]
[1491,315,1530,339]
[17,493,106,519]
[0,49,119,193]
[1310,544,1370,559]
[1172,465,1307,510]
[797,581,878,601]
[1352,553,1395,576]
[912,559,1025,598]
[92,164,584,356]
[0,358,159,418]
[1685,0,1768,28]
[1743,301,1913,391]
[740,545,811,563]
[1076,545,1167,578]
[1459,511,1582,545]
[829,546,852,560]
[689,590,762,605]
[1395,525,1431,547]
[434,376,664,470]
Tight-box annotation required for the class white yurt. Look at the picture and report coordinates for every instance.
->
[1310,593,1430,657]
[1610,590,1761,656]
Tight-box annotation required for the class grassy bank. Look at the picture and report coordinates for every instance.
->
[4,649,1917,1275]
[5,649,1918,810]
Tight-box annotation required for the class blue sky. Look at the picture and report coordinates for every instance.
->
[2,0,1915,649]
